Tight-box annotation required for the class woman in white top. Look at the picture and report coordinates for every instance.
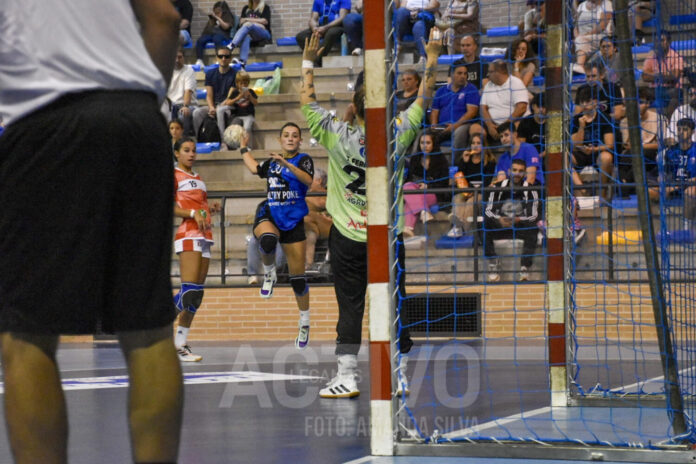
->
[573,0,613,73]
[506,38,538,88]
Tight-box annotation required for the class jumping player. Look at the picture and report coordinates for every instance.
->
[240,124,314,349]
[300,30,442,398]
[173,137,221,361]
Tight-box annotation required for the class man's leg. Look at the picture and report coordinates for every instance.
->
[518,226,538,269]
[320,27,345,61]
[1,333,66,464]
[118,325,183,464]
[192,106,210,136]
[296,28,312,51]
[394,8,412,41]
[343,13,363,51]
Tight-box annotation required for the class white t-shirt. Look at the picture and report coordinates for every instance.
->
[480,75,531,125]
[0,0,166,125]
[576,0,613,36]
[167,65,197,106]
[405,0,431,9]
[668,105,696,143]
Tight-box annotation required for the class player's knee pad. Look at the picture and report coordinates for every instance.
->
[289,274,308,297]
[258,233,278,255]
[180,282,204,313]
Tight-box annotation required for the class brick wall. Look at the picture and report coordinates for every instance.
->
[189,0,530,46]
[185,283,659,344]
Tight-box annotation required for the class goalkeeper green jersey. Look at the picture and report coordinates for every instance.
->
[302,101,424,241]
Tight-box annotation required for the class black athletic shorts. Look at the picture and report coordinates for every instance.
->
[0,90,176,334]
[253,200,306,244]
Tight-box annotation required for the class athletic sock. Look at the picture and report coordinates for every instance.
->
[263,263,275,275]
[175,326,190,347]
[299,309,310,326]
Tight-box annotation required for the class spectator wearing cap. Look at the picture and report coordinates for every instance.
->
[479,59,529,142]
[642,31,685,115]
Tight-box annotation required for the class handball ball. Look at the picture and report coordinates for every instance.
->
[223,125,246,150]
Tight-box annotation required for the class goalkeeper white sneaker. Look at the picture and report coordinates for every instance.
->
[260,268,277,299]
[295,324,310,350]
[395,355,410,396]
[177,345,202,362]
[319,374,360,398]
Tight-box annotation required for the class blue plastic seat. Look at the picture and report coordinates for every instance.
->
[204,64,219,73]
[611,195,637,210]
[533,75,545,87]
[438,54,464,65]
[196,142,220,154]
[191,64,202,72]
[670,14,696,26]
[435,234,475,249]
[196,88,207,99]
[245,61,283,72]
[658,229,695,245]
[276,37,297,46]
[671,39,696,51]
[486,26,519,37]
[480,53,504,63]
[204,39,232,49]
[631,44,653,55]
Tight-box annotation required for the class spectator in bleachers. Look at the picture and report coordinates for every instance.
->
[192,47,237,140]
[668,88,696,145]
[169,119,185,151]
[480,59,529,142]
[628,0,654,43]
[483,158,541,282]
[172,0,194,45]
[521,0,545,57]
[506,38,538,88]
[436,0,481,55]
[448,133,497,237]
[494,121,543,185]
[195,1,236,67]
[430,61,482,154]
[225,70,258,141]
[226,0,272,68]
[571,85,615,197]
[642,31,685,116]
[403,131,451,238]
[575,61,625,121]
[588,36,620,83]
[167,49,198,135]
[572,0,613,74]
[650,119,696,220]
[396,70,421,113]
[296,0,351,67]
[619,87,667,196]
[517,92,546,158]
[394,0,441,64]
[455,35,488,90]
[343,0,364,56]
[304,168,333,271]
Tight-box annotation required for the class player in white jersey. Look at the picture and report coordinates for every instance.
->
[0,1,183,462]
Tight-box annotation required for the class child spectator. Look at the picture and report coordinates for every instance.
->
[225,70,258,143]
[195,1,236,67]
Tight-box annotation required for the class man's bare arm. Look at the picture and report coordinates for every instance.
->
[413,29,443,111]
[130,0,181,88]
[300,33,324,106]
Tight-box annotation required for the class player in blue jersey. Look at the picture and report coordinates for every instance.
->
[240,123,315,349]
[652,118,696,223]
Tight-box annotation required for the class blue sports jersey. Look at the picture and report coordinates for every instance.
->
[257,153,314,230]
[662,143,696,183]
[495,142,544,184]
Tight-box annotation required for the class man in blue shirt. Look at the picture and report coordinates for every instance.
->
[296,0,351,67]
[651,119,696,222]
[430,61,482,156]
[494,121,544,185]
[192,47,237,138]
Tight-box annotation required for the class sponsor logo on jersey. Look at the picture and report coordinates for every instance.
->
[344,192,366,208]
[347,217,367,230]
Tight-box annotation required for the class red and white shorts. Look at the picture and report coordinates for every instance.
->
[174,238,213,258]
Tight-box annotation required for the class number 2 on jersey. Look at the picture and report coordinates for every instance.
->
[343,165,365,195]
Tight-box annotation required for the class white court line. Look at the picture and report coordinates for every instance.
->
[443,365,696,440]
[443,406,552,440]
[0,371,322,394]
[342,456,380,464]
[611,366,695,393]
